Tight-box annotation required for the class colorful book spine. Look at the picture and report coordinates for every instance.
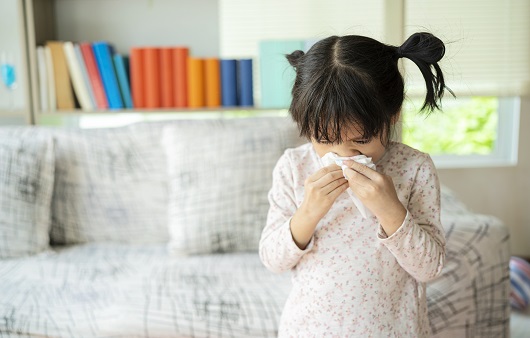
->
[143,47,161,108]
[92,41,123,109]
[80,42,108,109]
[36,46,49,112]
[259,40,305,108]
[113,54,133,109]
[74,44,97,109]
[238,59,253,107]
[46,41,75,110]
[160,48,174,108]
[204,58,221,107]
[220,59,237,106]
[63,41,94,111]
[187,57,205,108]
[43,45,56,111]
[129,48,144,109]
[173,47,189,108]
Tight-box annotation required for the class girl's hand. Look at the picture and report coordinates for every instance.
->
[290,165,349,249]
[300,165,349,222]
[343,160,407,236]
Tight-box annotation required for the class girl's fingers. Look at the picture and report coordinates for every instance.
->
[343,167,370,187]
[343,160,378,180]
[312,167,345,188]
[321,177,348,195]
[327,180,349,200]
[307,165,337,183]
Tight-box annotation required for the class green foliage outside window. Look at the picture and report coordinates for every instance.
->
[401,97,498,155]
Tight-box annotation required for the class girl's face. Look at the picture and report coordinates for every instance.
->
[311,126,387,163]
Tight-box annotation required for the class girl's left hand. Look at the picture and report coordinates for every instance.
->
[343,160,407,236]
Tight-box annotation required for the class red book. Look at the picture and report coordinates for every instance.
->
[172,47,189,108]
[160,48,174,108]
[79,42,108,109]
[130,47,145,108]
[143,47,161,108]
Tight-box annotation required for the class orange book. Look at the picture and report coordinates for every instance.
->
[160,48,174,108]
[46,41,75,110]
[143,47,161,108]
[130,48,145,108]
[173,47,189,107]
[204,58,221,107]
[187,57,205,108]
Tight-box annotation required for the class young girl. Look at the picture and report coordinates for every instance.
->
[259,32,451,337]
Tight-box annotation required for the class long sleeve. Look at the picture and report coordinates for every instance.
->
[378,155,446,282]
[259,151,314,274]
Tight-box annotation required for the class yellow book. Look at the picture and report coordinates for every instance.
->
[46,41,75,110]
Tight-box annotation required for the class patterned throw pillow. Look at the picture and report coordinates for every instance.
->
[162,117,300,255]
[510,256,530,310]
[0,128,54,258]
[50,125,169,244]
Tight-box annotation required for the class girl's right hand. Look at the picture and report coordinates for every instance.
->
[290,165,349,249]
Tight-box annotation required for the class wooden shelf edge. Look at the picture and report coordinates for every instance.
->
[34,107,289,115]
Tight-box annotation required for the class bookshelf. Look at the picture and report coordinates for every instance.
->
[21,0,272,125]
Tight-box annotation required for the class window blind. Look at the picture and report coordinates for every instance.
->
[404,0,530,97]
[219,0,386,58]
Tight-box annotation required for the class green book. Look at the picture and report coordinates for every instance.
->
[259,40,305,109]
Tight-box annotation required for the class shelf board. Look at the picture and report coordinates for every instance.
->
[35,107,288,115]
[34,107,290,128]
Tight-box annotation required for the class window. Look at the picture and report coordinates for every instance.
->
[401,0,528,167]
[401,97,519,168]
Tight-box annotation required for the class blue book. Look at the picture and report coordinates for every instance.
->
[92,42,123,109]
[220,59,238,106]
[259,40,304,108]
[113,54,133,109]
[237,59,253,107]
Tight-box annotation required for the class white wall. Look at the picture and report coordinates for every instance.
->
[438,97,530,257]
[54,0,219,57]
[0,0,29,111]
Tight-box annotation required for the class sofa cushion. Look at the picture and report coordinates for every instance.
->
[0,128,54,258]
[162,117,300,255]
[50,125,169,244]
[0,243,290,337]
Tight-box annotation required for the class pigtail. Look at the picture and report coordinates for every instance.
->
[397,32,454,112]
[286,50,305,68]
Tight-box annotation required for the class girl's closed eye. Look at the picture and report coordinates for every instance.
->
[352,139,371,145]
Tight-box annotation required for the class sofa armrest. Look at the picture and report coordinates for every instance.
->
[432,210,511,337]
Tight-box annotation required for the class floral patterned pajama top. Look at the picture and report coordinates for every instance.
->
[259,142,446,337]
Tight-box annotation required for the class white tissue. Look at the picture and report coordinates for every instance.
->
[321,152,376,218]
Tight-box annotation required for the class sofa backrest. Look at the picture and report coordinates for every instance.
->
[48,116,302,247]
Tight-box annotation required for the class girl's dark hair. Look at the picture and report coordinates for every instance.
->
[286,32,454,145]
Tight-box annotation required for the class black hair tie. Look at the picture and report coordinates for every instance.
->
[396,46,405,59]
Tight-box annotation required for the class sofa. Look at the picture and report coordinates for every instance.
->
[0,116,511,337]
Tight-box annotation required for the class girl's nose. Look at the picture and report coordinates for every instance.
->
[334,148,362,157]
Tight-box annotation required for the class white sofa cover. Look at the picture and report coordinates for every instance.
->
[0,117,510,337]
